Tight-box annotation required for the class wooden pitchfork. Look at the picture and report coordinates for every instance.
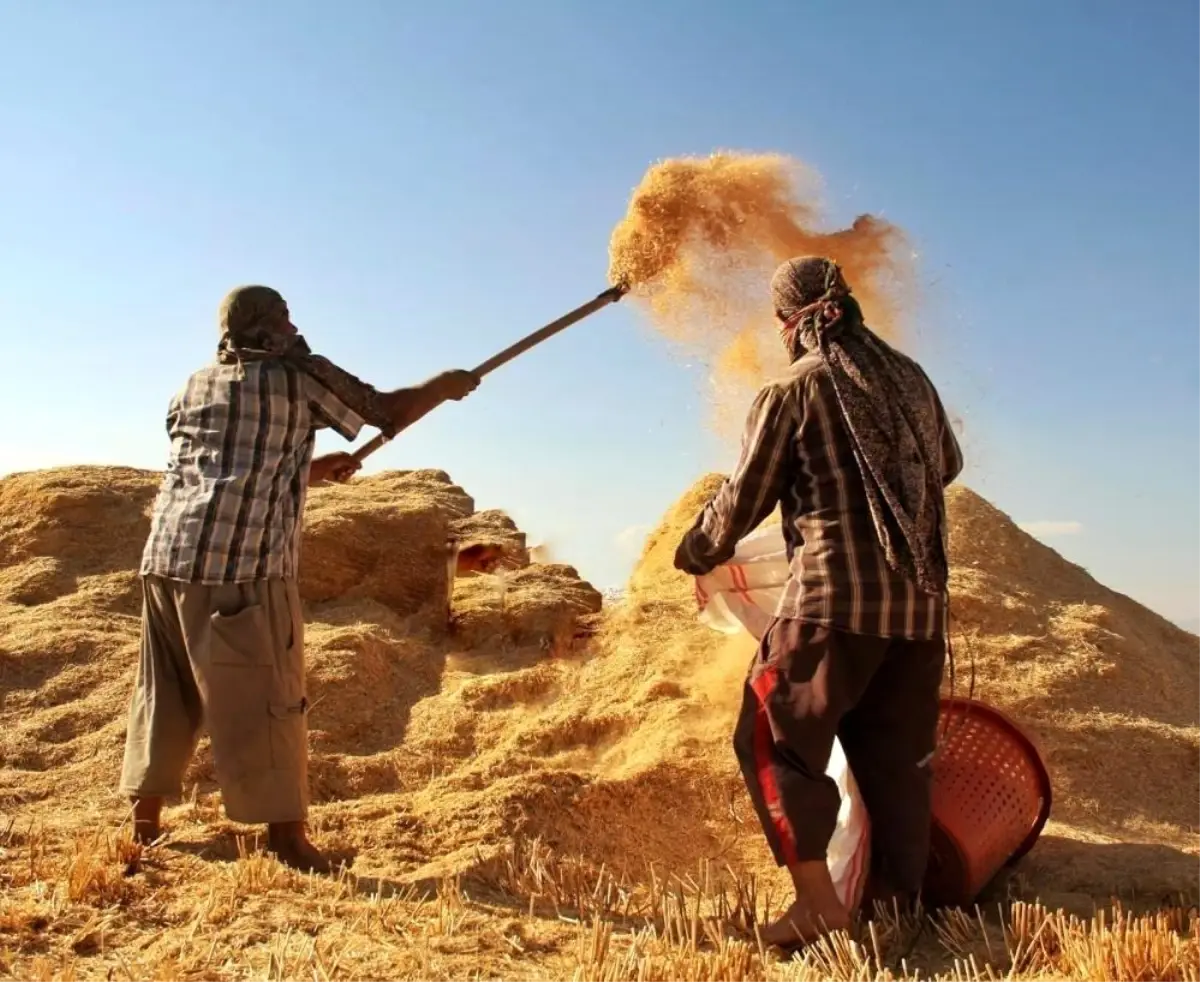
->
[350,283,628,463]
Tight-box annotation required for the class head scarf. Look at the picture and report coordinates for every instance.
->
[770,257,949,595]
[216,286,393,434]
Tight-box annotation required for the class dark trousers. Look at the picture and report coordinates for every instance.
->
[732,618,945,894]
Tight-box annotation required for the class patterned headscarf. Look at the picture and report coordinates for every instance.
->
[216,286,393,434]
[770,257,950,595]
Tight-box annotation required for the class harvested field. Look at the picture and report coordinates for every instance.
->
[0,464,1196,980]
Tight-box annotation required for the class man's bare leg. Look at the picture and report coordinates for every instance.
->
[760,859,851,948]
[267,821,332,875]
[131,796,163,845]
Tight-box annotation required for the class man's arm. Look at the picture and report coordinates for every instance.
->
[379,371,479,433]
[305,354,480,440]
[304,364,479,484]
[674,384,795,576]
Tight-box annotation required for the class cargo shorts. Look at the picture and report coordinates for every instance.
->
[119,575,309,825]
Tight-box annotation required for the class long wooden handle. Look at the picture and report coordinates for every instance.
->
[350,284,627,463]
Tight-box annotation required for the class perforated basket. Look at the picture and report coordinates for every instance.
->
[923,698,1052,908]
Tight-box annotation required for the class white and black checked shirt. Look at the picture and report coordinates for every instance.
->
[141,360,368,584]
[678,352,963,640]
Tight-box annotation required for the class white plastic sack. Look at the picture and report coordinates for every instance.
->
[694,525,872,912]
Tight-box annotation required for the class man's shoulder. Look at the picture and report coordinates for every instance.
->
[747,356,824,417]
[185,358,299,387]
[173,360,304,412]
[763,353,826,392]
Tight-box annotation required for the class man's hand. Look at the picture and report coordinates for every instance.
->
[311,452,361,485]
[429,369,480,402]
[380,370,482,435]
[673,529,713,576]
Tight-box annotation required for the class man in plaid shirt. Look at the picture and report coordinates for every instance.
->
[121,285,478,872]
[676,258,962,946]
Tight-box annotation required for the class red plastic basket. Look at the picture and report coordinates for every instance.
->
[923,698,1052,908]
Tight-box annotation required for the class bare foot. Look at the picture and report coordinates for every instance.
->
[761,859,853,948]
[131,796,163,845]
[267,822,333,875]
[759,899,852,949]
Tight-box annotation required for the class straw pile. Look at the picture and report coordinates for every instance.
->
[300,470,467,619]
[608,152,914,432]
[2,151,1195,978]
[0,466,605,829]
[601,475,1200,897]
[942,485,1200,894]
[0,463,1196,979]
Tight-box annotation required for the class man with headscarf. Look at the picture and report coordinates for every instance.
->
[120,285,479,873]
[675,258,962,946]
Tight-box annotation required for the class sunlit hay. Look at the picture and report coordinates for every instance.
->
[1,814,1198,979]
[565,898,1200,981]
[475,836,832,952]
[933,906,998,967]
[64,830,142,906]
[4,453,1200,979]
[450,564,604,653]
[20,956,78,982]
[630,472,1200,878]
[608,152,914,433]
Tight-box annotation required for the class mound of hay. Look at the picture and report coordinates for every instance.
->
[0,467,157,612]
[301,470,475,623]
[1,464,1194,905]
[942,486,1200,893]
[452,509,530,567]
[530,476,1199,896]
[0,465,603,827]
[451,565,603,652]
[336,474,1200,896]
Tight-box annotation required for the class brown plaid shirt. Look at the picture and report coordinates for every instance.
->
[678,352,963,640]
[141,359,369,584]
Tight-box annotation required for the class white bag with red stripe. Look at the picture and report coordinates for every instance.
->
[693,524,872,913]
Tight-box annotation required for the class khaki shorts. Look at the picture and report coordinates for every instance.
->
[119,575,309,824]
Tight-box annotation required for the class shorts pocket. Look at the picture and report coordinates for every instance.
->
[210,603,274,666]
[205,681,273,779]
[268,699,309,770]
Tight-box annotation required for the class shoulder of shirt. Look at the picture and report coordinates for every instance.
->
[761,352,827,392]
[181,358,302,393]
[748,356,821,418]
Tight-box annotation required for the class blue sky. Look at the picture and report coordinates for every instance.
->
[2,0,1196,625]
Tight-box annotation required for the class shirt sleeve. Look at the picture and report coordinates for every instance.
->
[305,372,368,442]
[674,383,795,576]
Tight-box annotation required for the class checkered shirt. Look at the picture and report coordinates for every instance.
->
[678,352,963,640]
[141,359,368,584]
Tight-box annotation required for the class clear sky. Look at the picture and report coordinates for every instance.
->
[2,0,1196,626]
